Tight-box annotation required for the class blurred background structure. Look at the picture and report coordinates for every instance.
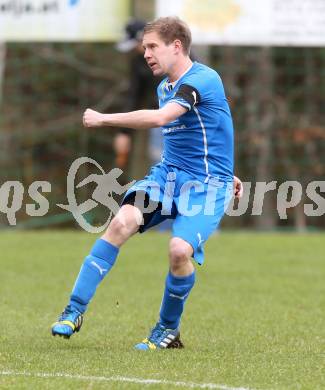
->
[0,0,324,230]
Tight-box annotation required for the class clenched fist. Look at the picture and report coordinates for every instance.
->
[233,175,243,198]
[83,108,104,127]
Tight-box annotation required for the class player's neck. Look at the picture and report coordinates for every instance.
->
[168,57,193,83]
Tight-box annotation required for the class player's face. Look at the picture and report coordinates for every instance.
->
[143,32,176,77]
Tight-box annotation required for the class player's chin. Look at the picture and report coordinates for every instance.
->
[152,67,163,76]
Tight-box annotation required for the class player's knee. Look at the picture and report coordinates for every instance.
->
[169,238,192,269]
[108,213,139,242]
[103,205,141,246]
[108,216,128,239]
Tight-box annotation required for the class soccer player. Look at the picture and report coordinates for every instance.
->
[51,16,243,350]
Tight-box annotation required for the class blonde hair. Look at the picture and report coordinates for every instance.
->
[144,16,192,55]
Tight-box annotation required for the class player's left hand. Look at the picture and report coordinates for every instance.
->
[83,108,104,127]
[233,175,243,198]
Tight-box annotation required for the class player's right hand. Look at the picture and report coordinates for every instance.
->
[233,175,243,198]
[83,108,104,127]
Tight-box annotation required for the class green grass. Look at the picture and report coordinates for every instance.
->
[0,231,324,389]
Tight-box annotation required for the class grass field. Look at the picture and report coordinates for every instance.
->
[0,231,324,389]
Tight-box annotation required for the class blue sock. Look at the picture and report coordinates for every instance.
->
[159,271,195,329]
[69,239,119,313]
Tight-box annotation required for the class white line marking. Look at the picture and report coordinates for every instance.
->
[0,370,255,390]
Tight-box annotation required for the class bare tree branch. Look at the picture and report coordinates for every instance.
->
[29,45,119,81]
[9,79,129,138]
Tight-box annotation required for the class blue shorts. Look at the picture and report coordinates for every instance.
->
[123,163,233,265]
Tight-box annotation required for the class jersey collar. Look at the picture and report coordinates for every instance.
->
[166,62,195,91]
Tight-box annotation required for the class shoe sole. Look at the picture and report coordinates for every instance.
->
[52,332,71,339]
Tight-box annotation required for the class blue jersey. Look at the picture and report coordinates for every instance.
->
[157,62,234,182]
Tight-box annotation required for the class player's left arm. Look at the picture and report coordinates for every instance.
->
[83,103,187,130]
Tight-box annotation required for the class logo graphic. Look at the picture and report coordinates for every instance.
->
[184,0,241,31]
[57,157,135,233]
[197,232,204,248]
[91,261,108,276]
[169,292,189,301]
[69,0,80,6]
[192,91,198,105]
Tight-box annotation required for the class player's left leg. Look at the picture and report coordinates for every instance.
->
[135,237,195,350]
[160,237,195,327]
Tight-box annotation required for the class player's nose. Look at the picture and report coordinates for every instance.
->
[144,48,151,59]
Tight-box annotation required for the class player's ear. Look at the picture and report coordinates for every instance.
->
[173,39,182,54]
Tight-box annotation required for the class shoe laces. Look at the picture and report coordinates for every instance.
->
[148,323,168,344]
[59,305,80,322]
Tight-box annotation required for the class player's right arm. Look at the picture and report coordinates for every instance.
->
[83,103,187,130]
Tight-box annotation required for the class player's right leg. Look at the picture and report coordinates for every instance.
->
[51,204,142,339]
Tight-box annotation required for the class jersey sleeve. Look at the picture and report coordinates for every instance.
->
[170,66,226,112]
[169,84,201,111]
